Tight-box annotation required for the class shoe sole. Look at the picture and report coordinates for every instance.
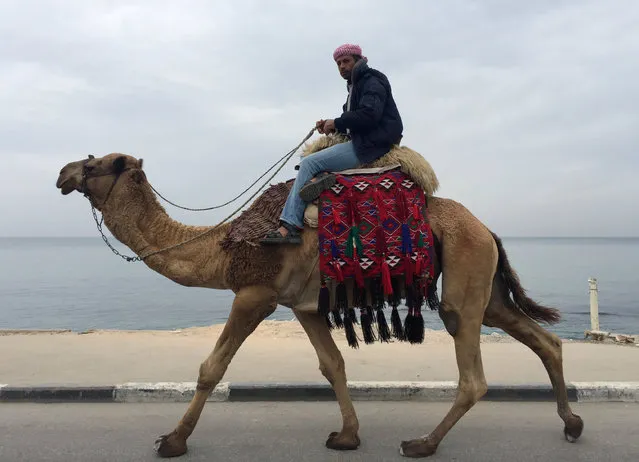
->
[299,174,337,202]
[260,236,302,245]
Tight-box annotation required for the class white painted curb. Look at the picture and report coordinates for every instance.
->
[114,382,230,403]
[347,381,458,401]
[1,382,638,403]
[573,382,639,403]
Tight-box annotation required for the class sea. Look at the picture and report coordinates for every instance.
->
[1,237,638,339]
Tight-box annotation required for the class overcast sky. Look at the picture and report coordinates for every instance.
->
[1,0,637,237]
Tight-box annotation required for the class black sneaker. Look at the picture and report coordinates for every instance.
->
[299,173,337,202]
[260,223,302,245]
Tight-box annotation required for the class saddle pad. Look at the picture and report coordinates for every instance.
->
[318,167,435,285]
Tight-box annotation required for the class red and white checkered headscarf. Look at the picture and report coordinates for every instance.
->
[333,43,363,61]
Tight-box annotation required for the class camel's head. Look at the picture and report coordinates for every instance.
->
[56,153,145,207]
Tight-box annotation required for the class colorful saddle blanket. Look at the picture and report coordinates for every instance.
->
[317,166,438,347]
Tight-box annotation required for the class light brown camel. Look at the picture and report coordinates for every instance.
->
[55,147,583,459]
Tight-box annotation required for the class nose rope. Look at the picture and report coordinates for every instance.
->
[87,127,317,262]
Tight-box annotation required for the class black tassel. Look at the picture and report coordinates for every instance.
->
[412,310,425,344]
[318,282,330,316]
[366,306,375,322]
[405,284,415,311]
[360,307,376,344]
[344,314,359,349]
[352,284,362,308]
[404,307,425,344]
[404,308,415,342]
[376,307,391,342]
[388,276,402,308]
[324,312,334,330]
[353,285,367,314]
[332,309,344,329]
[348,307,358,325]
[332,281,347,328]
[371,277,385,310]
[335,282,348,311]
[391,306,405,341]
[414,280,425,310]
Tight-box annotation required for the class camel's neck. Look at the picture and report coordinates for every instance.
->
[100,181,231,289]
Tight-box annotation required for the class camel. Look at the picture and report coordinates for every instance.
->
[55,142,584,459]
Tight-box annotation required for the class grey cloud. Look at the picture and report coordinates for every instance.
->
[1,0,638,237]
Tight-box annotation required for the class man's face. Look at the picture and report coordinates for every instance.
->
[336,55,356,80]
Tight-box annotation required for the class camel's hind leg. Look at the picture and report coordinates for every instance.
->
[400,231,497,458]
[483,278,584,442]
[293,309,360,450]
[154,285,277,458]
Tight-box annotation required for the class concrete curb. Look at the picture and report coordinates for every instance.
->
[1,382,638,403]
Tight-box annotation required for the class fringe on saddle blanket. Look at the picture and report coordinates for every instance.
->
[220,135,439,250]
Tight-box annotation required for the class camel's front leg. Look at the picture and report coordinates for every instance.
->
[293,309,360,451]
[155,286,277,458]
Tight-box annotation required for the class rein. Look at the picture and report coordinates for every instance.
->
[85,127,317,263]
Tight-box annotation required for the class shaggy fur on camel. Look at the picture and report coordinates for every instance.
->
[301,134,439,196]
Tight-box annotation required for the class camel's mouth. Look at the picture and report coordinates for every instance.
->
[56,156,96,196]
[56,177,80,195]
[60,183,75,195]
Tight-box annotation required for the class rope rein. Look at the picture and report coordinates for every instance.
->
[90,127,317,262]
[147,130,314,211]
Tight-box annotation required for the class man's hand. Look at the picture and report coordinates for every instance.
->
[322,119,336,134]
[315,119,326,133]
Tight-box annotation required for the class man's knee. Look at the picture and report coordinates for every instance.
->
[299,156,320,175]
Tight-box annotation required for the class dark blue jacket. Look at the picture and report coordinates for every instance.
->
[334,60,403,164]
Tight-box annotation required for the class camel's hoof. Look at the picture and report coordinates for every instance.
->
[325,430,360,450]
[399,436,438,458]
[564,414,584,443]
[154,431,187,458]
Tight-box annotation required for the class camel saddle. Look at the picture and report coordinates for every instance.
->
[312,163,438,348]
[303,164,401,228]
[219,154,441,348]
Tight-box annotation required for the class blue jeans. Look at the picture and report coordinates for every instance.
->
[280,141,361,229]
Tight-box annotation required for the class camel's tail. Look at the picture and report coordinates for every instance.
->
[491,232,562,325]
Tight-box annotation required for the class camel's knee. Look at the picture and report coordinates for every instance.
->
[438,303,460,337]
[456,378,487,408]
[547,331,562,351]
[319,353,345,385]
[527,327,562,361]
[541,331,563,366]
[197,357,227,391]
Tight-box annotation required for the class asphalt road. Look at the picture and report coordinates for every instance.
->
[0,402,637,461]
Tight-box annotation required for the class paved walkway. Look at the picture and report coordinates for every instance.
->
[2,329,638,386]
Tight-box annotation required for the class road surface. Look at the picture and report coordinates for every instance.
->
[0,402,637,461]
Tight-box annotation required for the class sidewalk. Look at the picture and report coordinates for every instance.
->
[2,322,638,387]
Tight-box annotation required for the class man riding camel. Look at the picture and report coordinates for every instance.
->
[261,43,403,245]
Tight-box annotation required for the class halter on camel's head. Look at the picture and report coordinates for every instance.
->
[56,153,145,210]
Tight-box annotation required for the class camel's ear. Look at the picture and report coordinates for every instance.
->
[113,156,126,174]
[138,158,144,169]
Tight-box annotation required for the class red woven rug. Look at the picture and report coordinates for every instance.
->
[317,166,438,347]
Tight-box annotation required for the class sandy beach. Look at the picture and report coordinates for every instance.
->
[2,321,638,386]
